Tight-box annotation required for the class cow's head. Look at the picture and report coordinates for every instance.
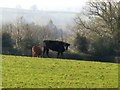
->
[64,43,70,50]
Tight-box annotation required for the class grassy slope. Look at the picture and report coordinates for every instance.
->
[2,55,118,88]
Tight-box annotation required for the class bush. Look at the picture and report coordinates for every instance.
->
[92,37,115,57]
[74,33,88,53]
[2,32,15,54]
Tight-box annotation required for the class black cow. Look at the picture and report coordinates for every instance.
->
[43,40,70,58]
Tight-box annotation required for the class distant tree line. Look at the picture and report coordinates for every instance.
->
[1,17,65,56]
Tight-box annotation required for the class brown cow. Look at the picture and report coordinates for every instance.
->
[32,45,42,57]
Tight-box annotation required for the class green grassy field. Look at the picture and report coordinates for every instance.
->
[1,55,118,88]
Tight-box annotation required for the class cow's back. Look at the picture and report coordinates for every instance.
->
[43,40,65,52]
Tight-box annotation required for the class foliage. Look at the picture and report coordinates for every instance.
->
[2,32,15,54]
[73,0,120,58]
[74,33,88,53]
[2,55,118,88]
[92,37,116,57]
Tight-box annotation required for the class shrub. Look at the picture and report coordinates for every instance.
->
[2,32,15,54]
[74,33,88,53]
[92,37,115,57]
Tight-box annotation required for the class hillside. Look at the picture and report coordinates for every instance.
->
[2,55,118,88]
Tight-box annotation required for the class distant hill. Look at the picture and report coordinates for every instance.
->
[1,8,78,31]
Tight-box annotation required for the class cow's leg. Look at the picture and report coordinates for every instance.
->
[32,52,33,57]
[61,52,64,58]
[38,52,42,57]
[46,49,50,57]
[39,53,42,57]
[32,52,35,57]
[34,53,37,57]
[43,47,46,57]
[37,53,39,57]
[38,54,40,57]
[38,49,42,58]
[57,52,60,58]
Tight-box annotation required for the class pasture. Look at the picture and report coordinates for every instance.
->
[2,55,118,88]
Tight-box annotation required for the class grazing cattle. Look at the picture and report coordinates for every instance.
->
[32,45,42,57]
[43,40,70,58]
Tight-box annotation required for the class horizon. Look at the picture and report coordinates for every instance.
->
[0,0,87,13]
[1,7,80,14]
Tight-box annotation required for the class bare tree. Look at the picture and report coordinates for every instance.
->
[74,0,120,39]
[73,0,120,55]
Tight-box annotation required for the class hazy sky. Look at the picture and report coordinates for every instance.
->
[0,0,87,12]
